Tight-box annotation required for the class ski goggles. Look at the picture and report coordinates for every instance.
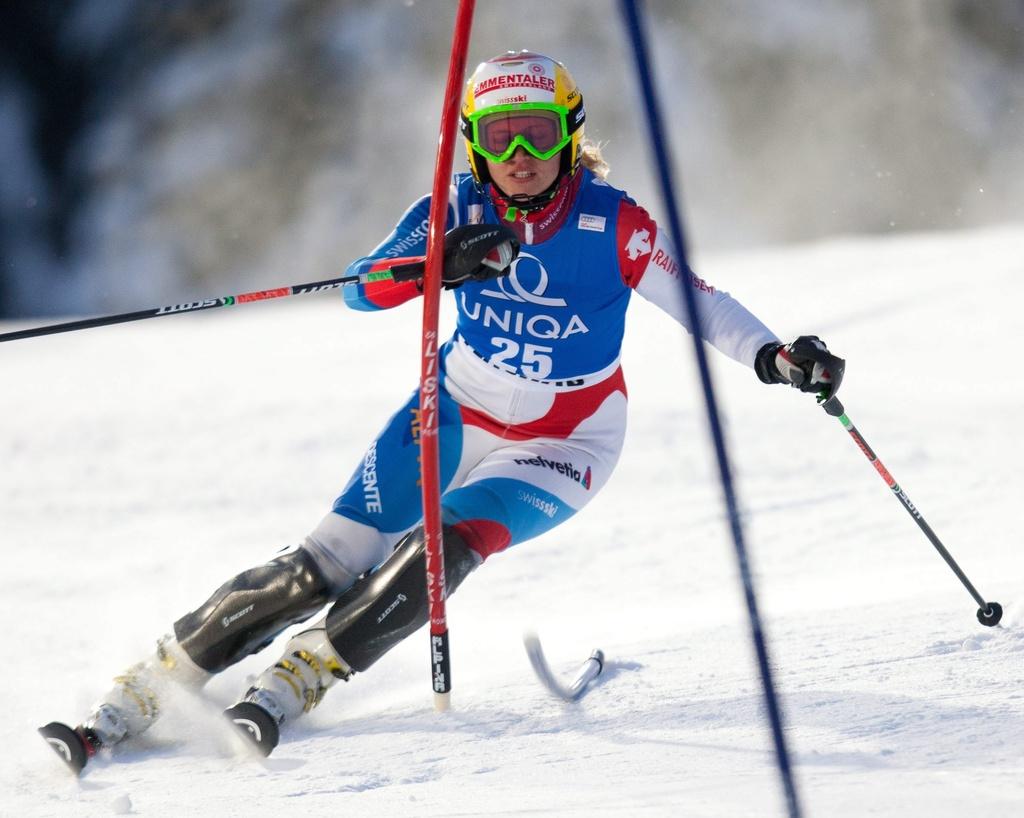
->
[464,103,575,163]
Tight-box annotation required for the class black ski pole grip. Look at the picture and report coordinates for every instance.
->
[819,394,845,417]
[390,261,426,282]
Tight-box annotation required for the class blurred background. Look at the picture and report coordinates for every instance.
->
[1,0,1022,318]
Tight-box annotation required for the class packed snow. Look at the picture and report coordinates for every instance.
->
[2,225,1022,816]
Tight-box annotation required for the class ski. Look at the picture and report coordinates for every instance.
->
[41,634,604,775]
[224,701,280,757]
[38,721,101,776]
[523,633,605,702]
[38,708,277,775]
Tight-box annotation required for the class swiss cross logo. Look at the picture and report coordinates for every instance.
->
[624,228,652,261]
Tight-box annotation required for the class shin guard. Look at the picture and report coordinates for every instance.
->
[173,547,332,673]
[325,527,479,673]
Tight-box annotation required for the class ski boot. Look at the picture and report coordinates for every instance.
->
[38,722,102,775]
[226,625,350,756]
[39,634,208,774]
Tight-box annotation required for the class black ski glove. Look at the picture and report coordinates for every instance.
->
[440,223,519,289]
[393,224,520,291]
[755,335,846,398]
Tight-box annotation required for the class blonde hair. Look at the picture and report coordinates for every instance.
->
[580,138,609,179]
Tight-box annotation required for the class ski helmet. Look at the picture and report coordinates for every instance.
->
[460,51,586,190]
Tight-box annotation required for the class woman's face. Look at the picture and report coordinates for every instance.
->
[485,147,561,200]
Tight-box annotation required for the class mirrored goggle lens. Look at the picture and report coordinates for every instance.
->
[476,110,567,158]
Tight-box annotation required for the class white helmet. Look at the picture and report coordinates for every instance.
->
[460,51,586,193]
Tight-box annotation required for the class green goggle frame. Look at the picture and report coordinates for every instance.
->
[464,102,574,163]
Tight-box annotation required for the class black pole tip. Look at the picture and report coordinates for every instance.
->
[977,602,1003,627]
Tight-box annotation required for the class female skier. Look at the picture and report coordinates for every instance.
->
[41,51,844,768]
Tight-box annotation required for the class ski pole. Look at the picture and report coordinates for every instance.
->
[0,264,423,344]
[819,394,1003,627]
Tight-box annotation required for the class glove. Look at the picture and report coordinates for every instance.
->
[440,223,519,289]
[392,224,520,291]
[755,335,845,397]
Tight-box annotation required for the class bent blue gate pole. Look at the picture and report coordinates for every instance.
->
[618,2,803,816]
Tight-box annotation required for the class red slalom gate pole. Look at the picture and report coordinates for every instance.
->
[420,0,475,712]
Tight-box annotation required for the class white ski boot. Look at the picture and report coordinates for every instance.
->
[82,634,210,747]
[41,634,209,774]
[225,624,350,756]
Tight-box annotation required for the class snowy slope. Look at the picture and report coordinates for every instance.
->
[2,226,1023,817]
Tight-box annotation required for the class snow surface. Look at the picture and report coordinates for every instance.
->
[2,225,1023,817]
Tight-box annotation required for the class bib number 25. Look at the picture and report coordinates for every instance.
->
[489,338,553,380]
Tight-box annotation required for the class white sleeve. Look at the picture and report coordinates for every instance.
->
[632,227,779,368]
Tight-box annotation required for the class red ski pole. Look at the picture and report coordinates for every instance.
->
[419,0,476,711]
[820,395,1002,627]
[0,266,423,344]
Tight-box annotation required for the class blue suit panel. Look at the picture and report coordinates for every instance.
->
[330,386,579,551]
[453,170,631,380]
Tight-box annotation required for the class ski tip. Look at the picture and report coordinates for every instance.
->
[224,702,280,758]
[38,722,90,776]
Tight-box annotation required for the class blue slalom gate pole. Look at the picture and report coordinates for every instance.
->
[618,2,803,815]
